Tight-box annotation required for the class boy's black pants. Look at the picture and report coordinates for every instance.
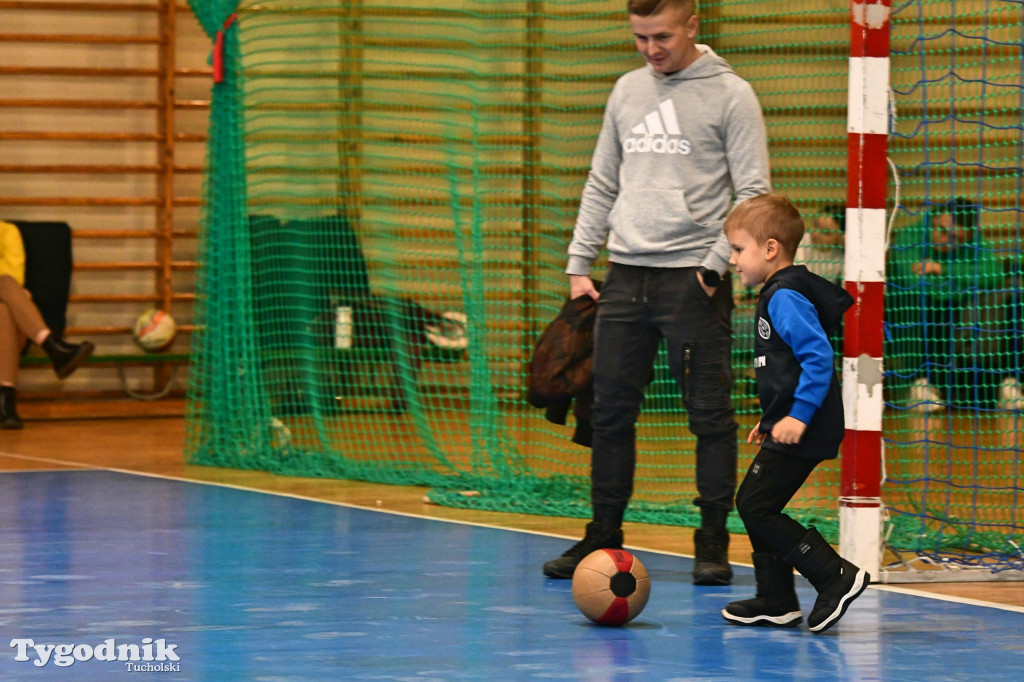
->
[735,446,826,555]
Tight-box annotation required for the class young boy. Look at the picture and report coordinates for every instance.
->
[721,193,869,633]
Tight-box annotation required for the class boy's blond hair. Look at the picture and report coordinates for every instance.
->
[723,193,805,258]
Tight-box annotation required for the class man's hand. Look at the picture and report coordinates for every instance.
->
[570,274,599,301]
[696,270,718,298]
[912,261,943,276]
[771,416,807,445]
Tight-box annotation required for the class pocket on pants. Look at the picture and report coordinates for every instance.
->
[682,341,733,411]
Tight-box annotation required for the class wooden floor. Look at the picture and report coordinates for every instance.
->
[2,402,1022,610]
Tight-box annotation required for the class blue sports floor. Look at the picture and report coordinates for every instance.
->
[0,469,1022,680]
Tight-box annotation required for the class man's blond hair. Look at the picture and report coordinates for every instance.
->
[628,0,696,19]
[723,194,805,258]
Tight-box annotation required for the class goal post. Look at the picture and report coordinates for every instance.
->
[840,0,890,580]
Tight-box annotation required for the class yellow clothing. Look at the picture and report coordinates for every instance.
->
[0,221,25,286]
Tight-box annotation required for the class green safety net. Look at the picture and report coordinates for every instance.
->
[184,0,1023,572]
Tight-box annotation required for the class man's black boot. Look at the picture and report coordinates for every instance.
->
[722,552,802,626]
[42,336,95,380]
[542,520,623,579]
[693,526,733,585]
[0,385,23,430]
[783,526,869,632]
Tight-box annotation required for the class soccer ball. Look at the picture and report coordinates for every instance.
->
[133,309,177,352]
[571,548,651,626]
[423,310,468,361]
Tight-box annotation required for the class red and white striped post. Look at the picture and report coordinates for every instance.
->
[841,1,890,577]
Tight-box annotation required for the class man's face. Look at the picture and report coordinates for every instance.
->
[811,215,844,246]
[930,213,970,253]
[630,6,699,74]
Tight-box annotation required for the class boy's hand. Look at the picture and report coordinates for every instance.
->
[746,422,764,445]
[771,416,807,445]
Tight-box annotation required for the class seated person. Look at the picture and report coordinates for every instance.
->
[886,198,1012,411]
[0,220,94,429]
[795,202,845,285]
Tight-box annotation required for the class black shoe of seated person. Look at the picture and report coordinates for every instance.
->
[0,385,23,430]
[42,336,95,380]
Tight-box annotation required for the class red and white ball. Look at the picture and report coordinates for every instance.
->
[133,308,177,352]
[571,548,651,626]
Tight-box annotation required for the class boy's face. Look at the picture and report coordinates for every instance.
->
[630,5,699,74]
[728,226,775,288]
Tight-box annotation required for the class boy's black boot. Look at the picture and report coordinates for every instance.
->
[542,520,623,579]
[783,526,870,632]
[693,527,733,585]
[0,385,23,430]
[722,552,802,626]
[42,336,95,380]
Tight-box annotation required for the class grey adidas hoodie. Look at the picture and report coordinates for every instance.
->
[567,46,771,277]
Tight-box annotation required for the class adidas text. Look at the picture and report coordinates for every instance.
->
[623,135,691,155]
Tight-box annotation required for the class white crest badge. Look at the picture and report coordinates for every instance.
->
[757,317,771,340]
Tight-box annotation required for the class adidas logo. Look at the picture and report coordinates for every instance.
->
[623,99,691,155]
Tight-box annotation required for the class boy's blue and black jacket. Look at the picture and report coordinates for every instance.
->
[754,265,854,460]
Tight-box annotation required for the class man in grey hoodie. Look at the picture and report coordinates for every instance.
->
[542,0,771,585]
